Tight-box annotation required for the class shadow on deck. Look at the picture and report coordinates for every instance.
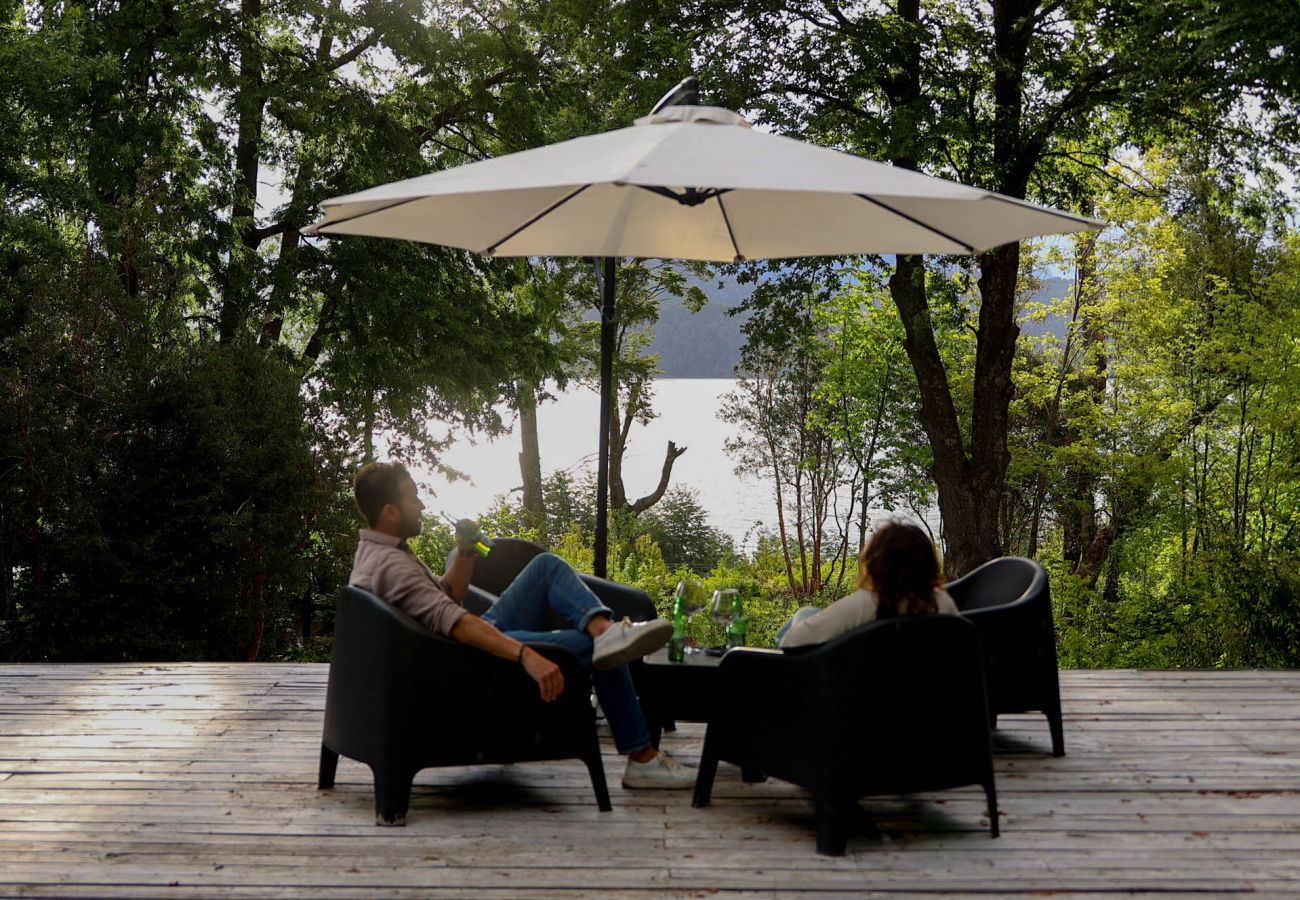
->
[1,665,1298,897]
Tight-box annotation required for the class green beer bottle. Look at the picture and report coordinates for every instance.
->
[441,512,493,557]
[726,591,747,648]
[669,584,687,662]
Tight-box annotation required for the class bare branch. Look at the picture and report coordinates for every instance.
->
[324,31,381,73]
[248,220,300,243]
[301,293,338,364]
[412,65,522,147]
[629,441,688,514]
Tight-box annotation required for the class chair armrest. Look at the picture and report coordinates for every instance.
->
[580,574,657,621]
[716,647,820,730]
[462,585,496,617]
[704,647,825,776]
[720,646,816,692]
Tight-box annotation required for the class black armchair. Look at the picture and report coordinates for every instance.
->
[692,615,998,855]
[450,537,657,624]
[318,586,611,825]
[945,556,1064,757]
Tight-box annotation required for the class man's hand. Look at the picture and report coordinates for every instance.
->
[521,647,564,702]
[454,518,482,556]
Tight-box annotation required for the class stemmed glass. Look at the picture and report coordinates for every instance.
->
[711,588,738,647]
[675,579,706,653]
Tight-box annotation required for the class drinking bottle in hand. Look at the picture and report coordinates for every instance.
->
[441,512,493,556]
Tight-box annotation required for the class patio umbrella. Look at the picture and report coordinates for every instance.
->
[306,80,1103,577]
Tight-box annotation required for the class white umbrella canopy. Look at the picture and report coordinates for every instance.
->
[306,105,1101,259]
[307,92,1102,577]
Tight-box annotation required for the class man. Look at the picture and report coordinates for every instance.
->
[348,461,694,789]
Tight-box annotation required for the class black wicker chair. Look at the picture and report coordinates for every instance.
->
[692,615,998,855]
[318,586,610,825]
[945,556,1064,757]
[449,537,657,624]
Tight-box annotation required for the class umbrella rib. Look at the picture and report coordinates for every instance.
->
[483,184,591,256]
[715,194,744,263]
[308,197,427,234]
[983,194,1103,229]
[855,194,976,254]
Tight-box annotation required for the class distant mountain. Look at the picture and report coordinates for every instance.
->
[1019,276,1075,340]
[649,273,1076,378]
[649,277,752,377]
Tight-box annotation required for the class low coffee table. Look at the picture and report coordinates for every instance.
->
[638,647,724,748]
[638,647,766,783]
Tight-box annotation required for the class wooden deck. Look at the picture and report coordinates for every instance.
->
[1,666,1298,899]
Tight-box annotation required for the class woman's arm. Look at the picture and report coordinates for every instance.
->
[778,589,877,648]
[936,589,959,614]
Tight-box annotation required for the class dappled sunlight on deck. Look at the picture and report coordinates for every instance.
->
[2,665,1299,896]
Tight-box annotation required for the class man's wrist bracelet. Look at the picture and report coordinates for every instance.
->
[517,644,527,664]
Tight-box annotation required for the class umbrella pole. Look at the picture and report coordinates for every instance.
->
[594,256,617,579]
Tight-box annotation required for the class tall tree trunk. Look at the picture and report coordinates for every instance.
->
[1029,235,1097,557]
[608,387,629,512]
[1232,379,1250,543]
[221,0,266,344]
[761,379,798,593]
[362,392,375,464]
[889,255,1002,576]
[1260,430,1277,556]
[882,0,1037,576]
[857,357,892,550]
[516,380,547,543]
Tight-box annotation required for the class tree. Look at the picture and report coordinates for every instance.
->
[0,175,355,660]
[723,270,927,593]
[812,273,934,579]
[1069,153,1300,587]
[507,257,710,541]
[638,488,735,574]
[0,0,586,659]
[693,0,1298,574]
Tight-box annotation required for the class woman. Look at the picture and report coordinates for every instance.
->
[777,520,958,649]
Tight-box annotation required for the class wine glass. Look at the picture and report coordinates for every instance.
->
[675,580,706,653]
[711,588,738,647]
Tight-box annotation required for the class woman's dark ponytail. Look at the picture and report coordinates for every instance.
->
[859,520,941,618]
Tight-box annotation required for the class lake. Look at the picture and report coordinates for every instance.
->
[405,377,939,554]
[405,379,774,549]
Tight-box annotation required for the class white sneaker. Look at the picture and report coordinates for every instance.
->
[622,750,696,790]
[592,618,673,670]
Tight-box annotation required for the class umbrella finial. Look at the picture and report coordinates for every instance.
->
[650,76,699,114]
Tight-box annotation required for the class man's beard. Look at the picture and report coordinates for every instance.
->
[403,511,423,539]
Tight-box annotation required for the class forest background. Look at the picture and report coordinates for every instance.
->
[2,0,1298,667]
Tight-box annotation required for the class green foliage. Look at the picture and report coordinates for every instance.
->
[1050,546,1300,670]
[0,274,355,659]
[722,269,934,595]
[0,0,592,661]
[633,489,736,574]
[479,472,733,578]
[407,518,458,576]
[3,0,1299,670]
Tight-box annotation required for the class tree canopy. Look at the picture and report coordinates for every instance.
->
[2,0,1297,663]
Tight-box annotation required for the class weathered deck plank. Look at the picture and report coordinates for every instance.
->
[2,665,1299,897]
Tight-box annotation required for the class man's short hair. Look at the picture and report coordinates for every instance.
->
[353,461,411,527]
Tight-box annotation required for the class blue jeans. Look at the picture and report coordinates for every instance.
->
[481,553,651,754]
